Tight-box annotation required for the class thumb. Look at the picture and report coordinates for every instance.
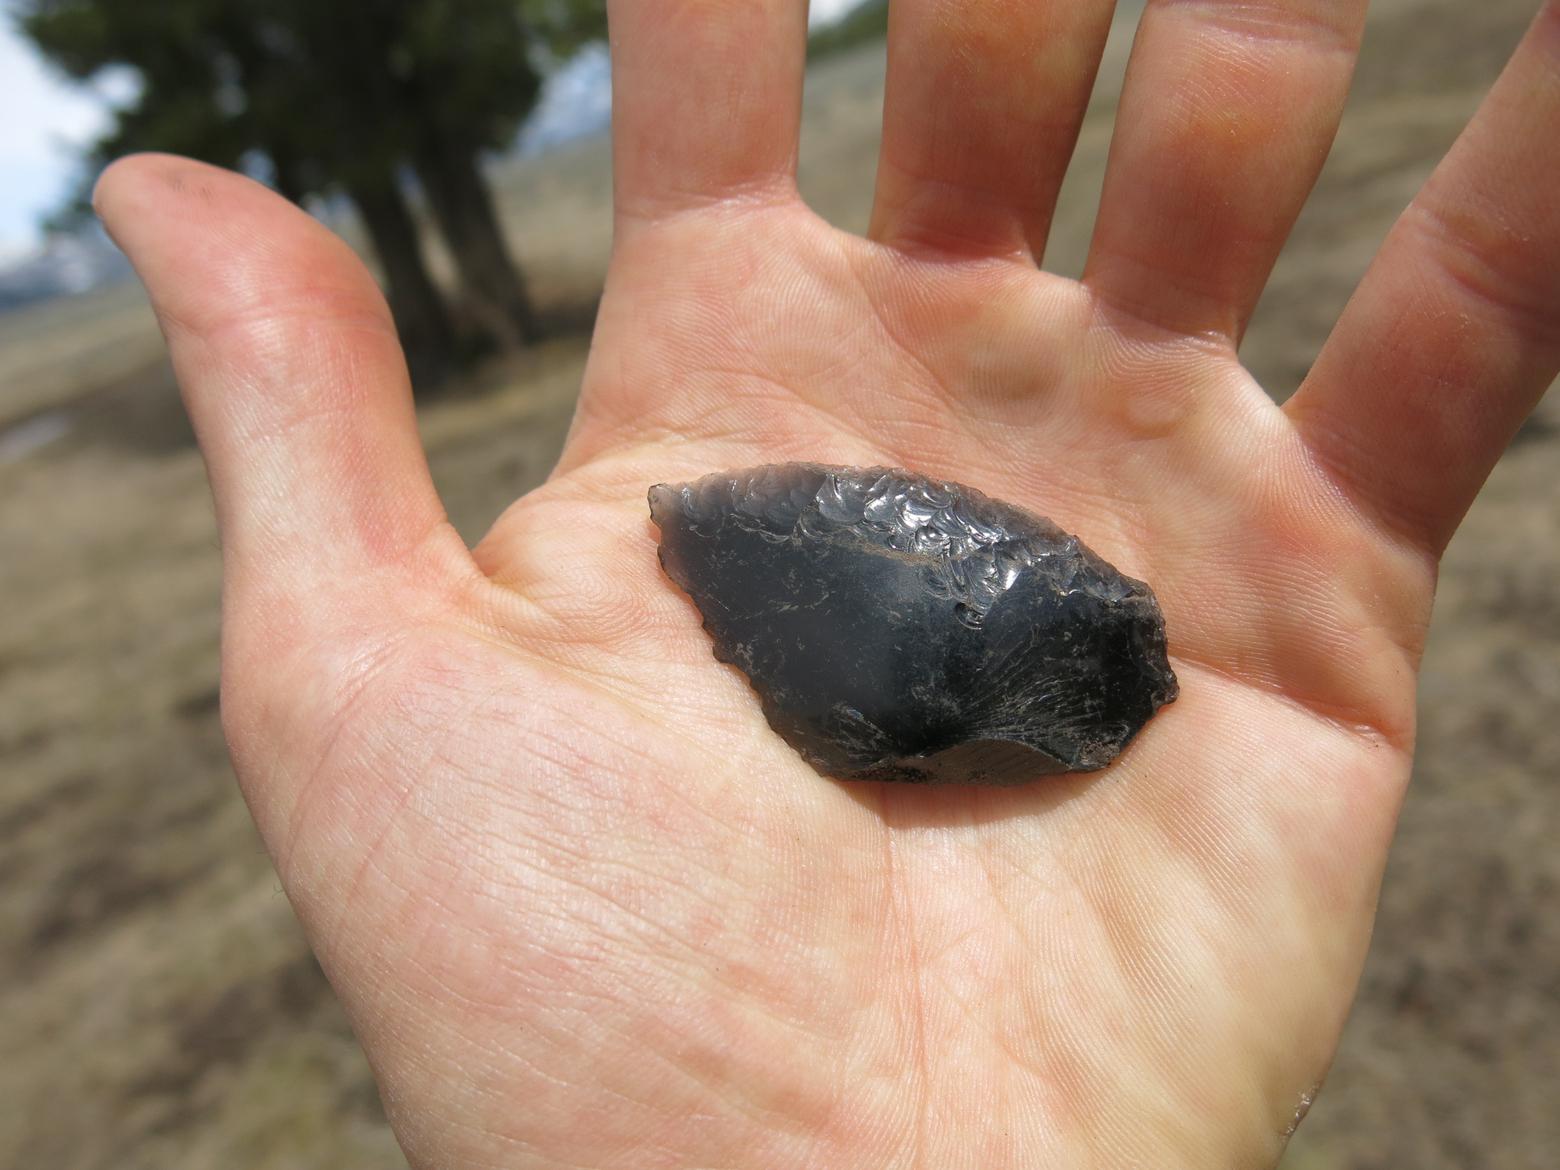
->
[95,154,477,829]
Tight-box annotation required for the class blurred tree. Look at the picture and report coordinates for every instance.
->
[15,0,609,381]
[393,0,546,348]
[806,0,888,61]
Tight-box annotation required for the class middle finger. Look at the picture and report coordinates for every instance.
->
[868,0,1120,262]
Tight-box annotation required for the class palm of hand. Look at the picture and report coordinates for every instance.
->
[99,3,1560,1168]
[359,197,1418,1169]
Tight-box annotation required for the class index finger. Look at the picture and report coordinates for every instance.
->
[607,0,809,224]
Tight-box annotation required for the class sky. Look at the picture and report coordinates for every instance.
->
[0,23,124,258]
[809,0,865,24]
[0,0,869,257]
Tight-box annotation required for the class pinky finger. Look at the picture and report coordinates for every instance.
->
[1285,2,1560,553]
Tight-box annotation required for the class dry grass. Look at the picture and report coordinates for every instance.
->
[2,1,1556,1165]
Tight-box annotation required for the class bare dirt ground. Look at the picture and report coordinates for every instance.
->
[2,2,1556,1166]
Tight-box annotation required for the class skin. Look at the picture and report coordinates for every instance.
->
[95,1,1560,1167]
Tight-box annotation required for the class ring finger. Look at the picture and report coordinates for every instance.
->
[1085,0,1369,340]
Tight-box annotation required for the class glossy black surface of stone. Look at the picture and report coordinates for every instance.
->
[649,464,1178,785]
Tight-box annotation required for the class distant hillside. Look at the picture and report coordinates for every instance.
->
[0,232,132,315]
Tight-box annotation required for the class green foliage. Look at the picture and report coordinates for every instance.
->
[520,0,608,63]
[14,0,610,212]
[806,0,888,62]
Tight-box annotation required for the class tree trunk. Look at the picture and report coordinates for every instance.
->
[345,168,458,389]
[414,139,537,349]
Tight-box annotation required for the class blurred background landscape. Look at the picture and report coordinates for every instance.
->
[1,0,1556,1167]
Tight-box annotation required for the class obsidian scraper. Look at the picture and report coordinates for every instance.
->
[649,463,1178,785]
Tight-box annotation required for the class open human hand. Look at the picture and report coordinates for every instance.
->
[96,1,1560,1166]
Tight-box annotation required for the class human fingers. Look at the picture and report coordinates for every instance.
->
[607,0,809,224]
[867,0,1118,261]
[1285,3,1560,554]
[1084,0,1367,339]
[94,155,471,643]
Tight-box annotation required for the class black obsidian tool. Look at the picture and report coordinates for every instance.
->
[649,463,1178,785]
